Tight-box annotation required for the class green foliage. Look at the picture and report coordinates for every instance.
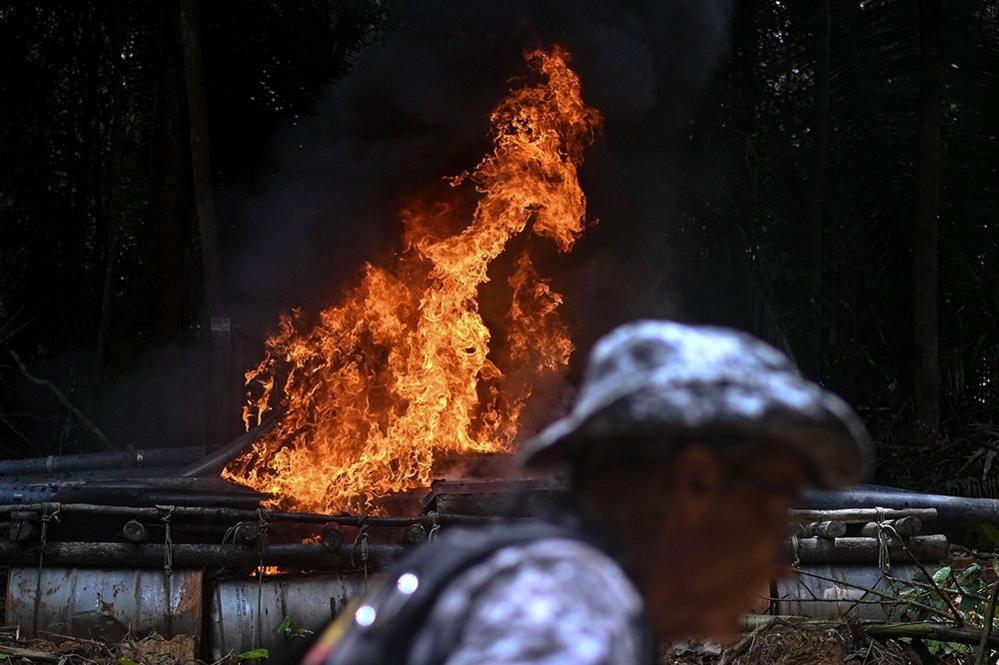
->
[983,524,999,548]
[274,614,313,638]
[895,560,999,656]
[236,648,269,662]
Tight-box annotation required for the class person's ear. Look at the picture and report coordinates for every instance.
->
[668,443,722,527]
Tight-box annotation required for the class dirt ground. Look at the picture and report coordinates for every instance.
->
[0,627,978,664]
[664,627,960,665]
[0,632,202,664]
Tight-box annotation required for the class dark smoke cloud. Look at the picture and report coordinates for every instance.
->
[225,0,733,332]
[99,0,734,449]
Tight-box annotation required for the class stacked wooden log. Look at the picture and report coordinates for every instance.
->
[786,507,944,564]
[775,507,948,621]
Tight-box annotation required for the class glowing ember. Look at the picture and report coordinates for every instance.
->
[223,46,602,512]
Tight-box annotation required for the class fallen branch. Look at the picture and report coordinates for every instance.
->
[974,580,999,665]
[0,642,64,662]
[864,622,999,648]
[38,629,105,648]
[789,569,955,622]
[742,615,999,649]
[6,348,114,451]
[718,623,767,665]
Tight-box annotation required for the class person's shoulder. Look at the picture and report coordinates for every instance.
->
[427,523,641,608]
[477,535,642,612]
[408,530,646,665]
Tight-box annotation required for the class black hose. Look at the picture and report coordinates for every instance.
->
[0,481,262,508]
[178,419,278,478]
[0,447,204,477]
[802,487,999,525]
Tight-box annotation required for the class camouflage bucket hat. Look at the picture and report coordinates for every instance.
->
[518,320,872,488]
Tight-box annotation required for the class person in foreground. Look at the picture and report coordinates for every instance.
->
[304,319,872,665]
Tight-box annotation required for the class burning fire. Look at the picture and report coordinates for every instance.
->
[224,46,602,512]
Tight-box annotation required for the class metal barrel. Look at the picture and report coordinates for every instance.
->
[4,568,202,640]
[775,564,926,620]
[210,574,370,662]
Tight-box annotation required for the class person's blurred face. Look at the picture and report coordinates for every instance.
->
[576,443,805,644]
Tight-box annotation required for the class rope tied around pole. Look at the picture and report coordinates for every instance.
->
[38,502,60,554]
[875,507,892,575]
[33,502,60,635]
[157,505,175,577]
[256,508,270,563]
[351,516,370,582]
[156,505,177,637]
[255,508,270,651]
[873,506,964,626]
[426,511,440,542]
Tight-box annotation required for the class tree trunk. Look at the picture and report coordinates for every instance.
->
[807,0,831,376]
[178,0,223,313]
[152,1,190,339]
[912,0,943,442]
[94,0,125,387]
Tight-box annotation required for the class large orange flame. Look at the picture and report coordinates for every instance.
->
[223,46,602,512]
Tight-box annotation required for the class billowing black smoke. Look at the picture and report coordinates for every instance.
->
[100,0,734,449]
[226,0,732,331]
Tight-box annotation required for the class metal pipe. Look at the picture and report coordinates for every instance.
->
[0,541,406,569]
[802,487,999,525]
[0,448,204,477]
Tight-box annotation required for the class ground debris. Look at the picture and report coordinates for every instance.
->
[119,633,198,665]
[0,631,210,664]
[662,626,930,665]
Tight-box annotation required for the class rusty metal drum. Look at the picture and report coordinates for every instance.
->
[4,567,203,640]
[210,574,370,662]
[775,564,926,619]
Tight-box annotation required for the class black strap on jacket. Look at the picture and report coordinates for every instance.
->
[313,520,657,665]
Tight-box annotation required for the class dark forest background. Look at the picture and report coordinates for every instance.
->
[1,0,997,495]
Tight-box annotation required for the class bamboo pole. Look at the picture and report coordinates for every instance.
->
[789,508,937,523]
